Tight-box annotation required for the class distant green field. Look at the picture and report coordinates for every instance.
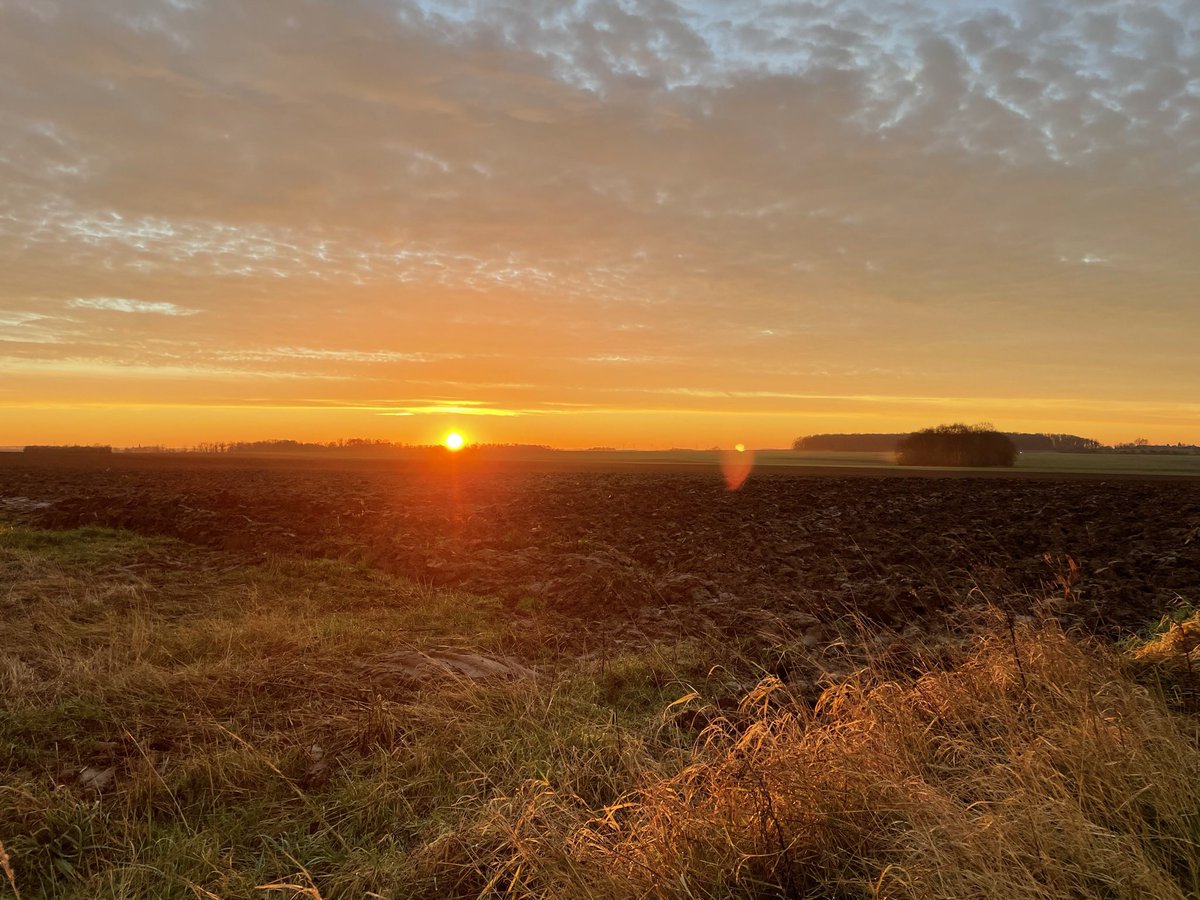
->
[7,446,1197,476]
[1012,452,1200,476]
[783,450,1200,476]
[559,448,1200,476]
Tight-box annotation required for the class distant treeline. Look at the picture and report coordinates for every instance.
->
[794,434,908,452]
[1111,440,1200,455]
[794,432,1105,453]
[187,440,556,457]
[23,445,113,456]
[193,439,400,454]
[20,441,563,458]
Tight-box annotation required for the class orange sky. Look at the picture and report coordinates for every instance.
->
[2,1,1198,448]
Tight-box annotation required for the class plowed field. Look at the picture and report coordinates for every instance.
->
[2,454,1197,637]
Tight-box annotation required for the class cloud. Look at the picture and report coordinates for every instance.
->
[380,404,536,417]
[68,297,199,316]
[0,310,50,327]
[215,347,459,363]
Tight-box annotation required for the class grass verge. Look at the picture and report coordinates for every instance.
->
[2,525,1199,898]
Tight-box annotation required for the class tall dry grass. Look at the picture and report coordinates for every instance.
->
[453,613,1200,899]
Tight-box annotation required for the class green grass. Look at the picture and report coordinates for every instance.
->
[1013,451,1200,476]
[763,450,1200,476]
[0,526,700,897]
[3,525,1200,898]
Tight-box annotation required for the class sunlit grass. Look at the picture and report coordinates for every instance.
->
[562,616,1200,898]
[2,527,1199,898]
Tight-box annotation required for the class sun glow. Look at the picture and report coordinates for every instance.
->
[444,431,465,451]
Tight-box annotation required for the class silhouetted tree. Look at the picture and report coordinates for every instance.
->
[896,424,1017,467]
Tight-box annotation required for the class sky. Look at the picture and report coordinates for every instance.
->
[2,0,1198,448]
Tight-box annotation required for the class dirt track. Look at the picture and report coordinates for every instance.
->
[2,454,1198,636]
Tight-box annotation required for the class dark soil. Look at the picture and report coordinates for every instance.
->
[2,454,1197,637]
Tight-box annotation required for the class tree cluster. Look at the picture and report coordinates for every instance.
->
[794,431,1101,453]
[895,424,1017,467]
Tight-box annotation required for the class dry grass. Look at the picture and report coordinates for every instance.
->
[558,615,1200,898]
[411,613,1200,899]
[2,525,1200,898]
[1134,611,1200,670]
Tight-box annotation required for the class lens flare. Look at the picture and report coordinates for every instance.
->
[721,443,754,490]
[444,432,465,451]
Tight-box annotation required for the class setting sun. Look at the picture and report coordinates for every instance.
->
[444,432,465,451]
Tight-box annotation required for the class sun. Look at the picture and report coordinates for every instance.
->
[444,432,465,451]
[734,442,746,453]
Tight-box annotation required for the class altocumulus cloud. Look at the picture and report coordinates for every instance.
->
[0,0,1197,434]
